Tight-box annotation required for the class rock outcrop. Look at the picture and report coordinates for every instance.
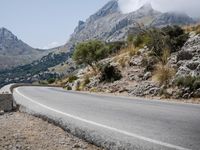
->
[169,34,200,77]
[151,12,195,27]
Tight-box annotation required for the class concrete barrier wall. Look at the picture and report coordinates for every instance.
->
[0,83,61,112]
[0,94,13,111]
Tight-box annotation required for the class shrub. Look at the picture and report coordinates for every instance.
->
[66,86,72,90]
[141,56,158,72]
[162,25,189,52]
[100,63,122,82]
[39,80,48,85]
[129,46,139,57]
[127,34,134,43]
[73,40,108,72]
[107,41,125,54]
[175,76,200,90]
[83,75,90,86]
[47,78,56,84]
[146,29,167,57]
[153,64,175,85]
[118,57,128,68]
[193,80,200,90]
[145,26,188,57]
[68,75,78,83]
[133,35,143,47]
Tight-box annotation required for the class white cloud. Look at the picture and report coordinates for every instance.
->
[118,0,200,17]
[118,0,150,13]
[42,42,60,49]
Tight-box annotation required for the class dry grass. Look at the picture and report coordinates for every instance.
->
[153,64,175,85]
[183,24,200,34]
[116,44,139,57]
[161,49,170,65]
[118,57,128,68]
[128,45,140,57]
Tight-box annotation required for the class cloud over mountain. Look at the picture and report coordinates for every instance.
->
[118,0,200,17]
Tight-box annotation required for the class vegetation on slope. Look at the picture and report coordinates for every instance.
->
[0,52,71,87]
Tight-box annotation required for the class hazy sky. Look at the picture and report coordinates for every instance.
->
[1,0,199,49]
[0,0,108,49]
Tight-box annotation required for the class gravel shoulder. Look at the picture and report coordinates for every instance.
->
[0,112,102,150]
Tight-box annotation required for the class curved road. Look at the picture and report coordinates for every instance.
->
[13,86,200,150]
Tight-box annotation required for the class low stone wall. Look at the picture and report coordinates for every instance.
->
[0,83,61,112]
[0,94,13,112]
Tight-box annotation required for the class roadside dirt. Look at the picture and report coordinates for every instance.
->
[0,112,102,150]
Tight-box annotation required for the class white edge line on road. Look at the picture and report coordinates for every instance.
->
[14,88,190,150]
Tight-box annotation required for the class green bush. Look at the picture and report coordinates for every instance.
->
[132,26,189,57]
[47,78,56,84]
[107,41,125,54]
[100,63,122,82]
[133,35,143,47]
[162,25,189,53]
[141,56,158,72]
[66,86,72,90]
[83,76,90,86]
[127,34,134,43]
[146,29,167,57]
[68,75,78,83]
[73,40,108,72]
[39,80,48,85]
[193,80,200,90]
[175,76,200,90]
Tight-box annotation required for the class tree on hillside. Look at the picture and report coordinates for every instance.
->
[72,40,108,72]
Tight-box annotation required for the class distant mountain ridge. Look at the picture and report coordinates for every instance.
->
[0,27,53,69]
[64,0,196,52]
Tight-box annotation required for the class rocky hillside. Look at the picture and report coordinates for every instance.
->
[60,26,200,101]
[64,0,195,52]
[46,1,196,78]
[0,28,53,69]
[0,52,72,88]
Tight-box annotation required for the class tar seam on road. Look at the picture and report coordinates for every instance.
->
[14,88,191,150]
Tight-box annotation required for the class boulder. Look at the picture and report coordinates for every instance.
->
[0,110,4,115]
[169,34,200,77]
[129,56,143,66]
[129,82,160,97]
[143,72,152,80]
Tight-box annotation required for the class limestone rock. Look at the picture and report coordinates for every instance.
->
[129,81,160,97]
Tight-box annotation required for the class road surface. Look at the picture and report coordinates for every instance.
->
[13,86,200,150]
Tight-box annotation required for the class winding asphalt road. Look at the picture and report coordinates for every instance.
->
[13,86,200,150]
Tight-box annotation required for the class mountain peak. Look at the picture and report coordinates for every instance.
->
[89,0,119,22]
[140,2,153,10]
[133,2,158,16]
[0,27,17,41]
[137,2,154,12]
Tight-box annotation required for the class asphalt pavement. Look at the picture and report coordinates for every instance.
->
[13,86,200,150]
